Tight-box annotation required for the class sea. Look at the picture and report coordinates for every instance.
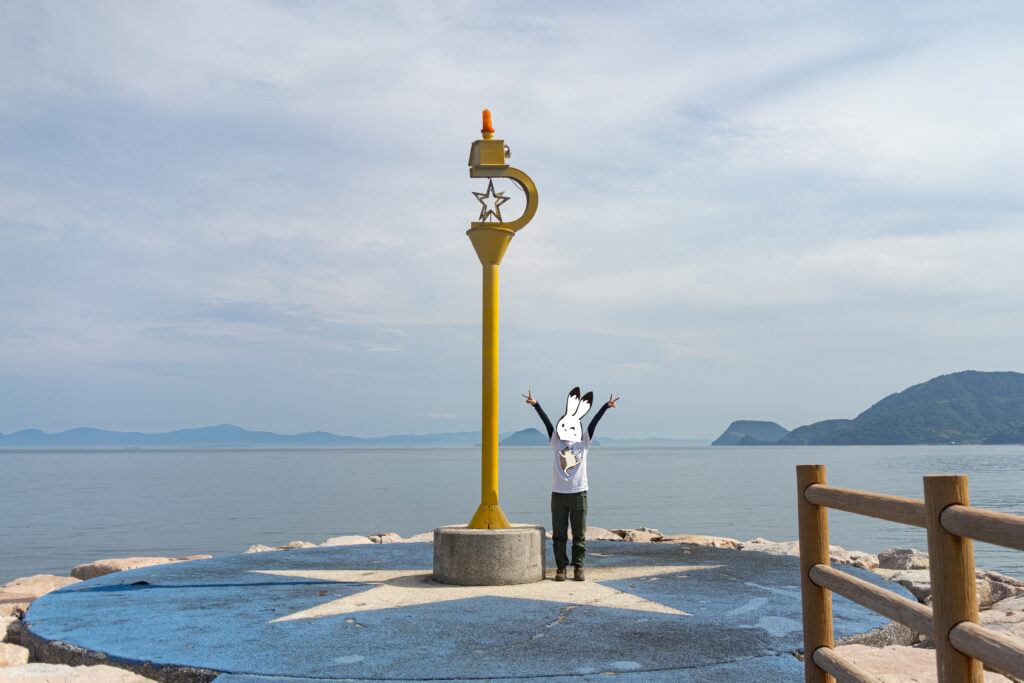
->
[1,444,1022,586]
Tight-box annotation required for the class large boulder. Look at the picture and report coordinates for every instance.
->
[975,570,1024,609]
[0,643,29,668]
[610,527,663,542]
[878,547,930,570]
[0,576,80,617]
[656,534,742,549]
[70,556,211,581]
[320,535,373,546]
[0,663,156,681]
[398,532,435,543]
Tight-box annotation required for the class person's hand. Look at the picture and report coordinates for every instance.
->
[607,394,620,408]
[522,390,538,405]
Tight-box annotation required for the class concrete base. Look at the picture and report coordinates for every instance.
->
[433,524,545,585]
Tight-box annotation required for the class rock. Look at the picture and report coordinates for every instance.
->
[70,556,211,581]
[833,644,1012,681]
[740,538,801,556]
[830,548,879,571]
[244,541,316,553]
[1,617,20,644]
[618,529,662,543]
[0,576,80,617]
[976,570,1024,608]
[656,534,742,549]
[244,544,277,553]
[369,533,403,544]
[320,535,373,546]
[398,532,435,543]
[0,643,29,668]
[887,569,933,602]
[981,595,1024,641]
[544,526,623,540]
[836,621,919,648]
[582,526,625,541]
[878,547,930,570]
[0,663,157,680]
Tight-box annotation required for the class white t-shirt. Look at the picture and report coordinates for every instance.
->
[551,431,591,494]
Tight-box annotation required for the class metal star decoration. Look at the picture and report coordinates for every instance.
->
[472,179,511,223]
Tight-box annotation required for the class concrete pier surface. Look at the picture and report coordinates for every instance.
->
[21,541,906,682]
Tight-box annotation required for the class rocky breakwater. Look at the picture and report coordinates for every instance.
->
[2,528,1023,681]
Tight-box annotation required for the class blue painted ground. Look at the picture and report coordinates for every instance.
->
[23,541,907,681]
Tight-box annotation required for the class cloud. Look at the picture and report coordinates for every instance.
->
[2,2,1023,437]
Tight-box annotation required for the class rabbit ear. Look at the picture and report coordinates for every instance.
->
[575,391,594,419]
[564,387,581,419]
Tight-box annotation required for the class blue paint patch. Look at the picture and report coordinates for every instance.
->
[24,541,895,681]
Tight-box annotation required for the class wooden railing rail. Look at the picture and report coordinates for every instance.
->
[797,464,1024,683]
[941,506,1024,553]
[804,484,926,528]
[808,564,933,637]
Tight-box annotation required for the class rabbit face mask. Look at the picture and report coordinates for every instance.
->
[555,387,594,444]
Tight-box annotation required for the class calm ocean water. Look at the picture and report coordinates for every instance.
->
[1,445,1022,585]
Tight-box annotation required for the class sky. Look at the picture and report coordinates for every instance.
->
[2,1,1023,440]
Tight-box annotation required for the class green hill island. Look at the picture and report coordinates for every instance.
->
[713,370,1024,446]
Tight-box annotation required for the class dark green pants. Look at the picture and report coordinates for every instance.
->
[551,491,587,568]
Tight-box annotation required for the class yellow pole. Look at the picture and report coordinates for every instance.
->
[467,259,511,529]
[465,110,536,530]
[481,262,500,507]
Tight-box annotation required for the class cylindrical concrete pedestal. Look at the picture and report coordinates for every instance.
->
[433,524,545,585]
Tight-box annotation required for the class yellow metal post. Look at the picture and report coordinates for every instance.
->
[465,110,537,529]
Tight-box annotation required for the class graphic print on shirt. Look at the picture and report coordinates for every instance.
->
[556,387,593,477]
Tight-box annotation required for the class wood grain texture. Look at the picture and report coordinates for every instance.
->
[804,484,926,528]
[798,465,835,683]
[924,475,983,683]
[941,504,1024,552]
[809,563,934,637]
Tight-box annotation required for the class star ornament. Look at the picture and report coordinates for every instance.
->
[472,178,511,223]
[254,564,718,622]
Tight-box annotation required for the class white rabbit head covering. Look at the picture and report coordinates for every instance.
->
[556,387,593,443]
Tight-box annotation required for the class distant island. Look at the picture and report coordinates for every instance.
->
[712,370,1024,445]
[0,423,709,449]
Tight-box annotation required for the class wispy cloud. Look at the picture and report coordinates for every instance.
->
[2,2,1023,437]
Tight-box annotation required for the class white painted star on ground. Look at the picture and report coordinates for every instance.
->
[255,565,718,622]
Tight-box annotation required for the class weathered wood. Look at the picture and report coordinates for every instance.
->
[811,646,884,683]
[798,465,835,683]
[950,620,1024,680]
[804,484,927,528]
[924,475,982,683]
[809,564,934,637]
[941,505,1024,552]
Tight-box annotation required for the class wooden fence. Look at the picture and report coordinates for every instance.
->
[796,464,1024,682]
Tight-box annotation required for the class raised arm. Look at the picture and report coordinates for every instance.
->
[523,390,554,439]
[587,394,619,439]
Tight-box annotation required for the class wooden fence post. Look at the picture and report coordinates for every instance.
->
[798,464,834,683]
[924,474,982,683]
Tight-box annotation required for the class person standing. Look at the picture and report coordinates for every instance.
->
[523,387,619,581]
